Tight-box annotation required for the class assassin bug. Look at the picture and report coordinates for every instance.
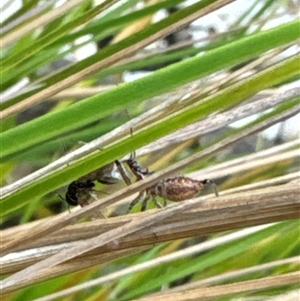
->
[111,128,219,212]
[116,153,219,213]
[127,176,219,212]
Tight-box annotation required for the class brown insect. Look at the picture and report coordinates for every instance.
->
[111,148,219,212]
[127,176,219,212]
[110,148,218,212]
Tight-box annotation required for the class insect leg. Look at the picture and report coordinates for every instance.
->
[161,179,167,207]
[141,193,151,212]
[153,181,167,207]
[58,194,72,213]
[127,191,144,213]
[151,194,163,209]
[115,160,132,186]
[211,182,219,197]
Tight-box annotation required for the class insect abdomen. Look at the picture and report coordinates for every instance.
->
[154,177,210,202]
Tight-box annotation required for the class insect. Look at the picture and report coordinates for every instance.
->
[126,151,154,180]
[63,126,218,214]
[64,179,95,207]
[61,139,125,214]
[127,176,219,212]
[62,158,134,212]
[64,179,107,218]
[62,157,134,210]
[79,162,123,185]
[63,161,123,208]
[113,149,219,212]
[108,143,219,212]
[114,151,154,186]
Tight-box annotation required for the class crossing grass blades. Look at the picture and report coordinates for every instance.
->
[62,153,155,211]
[117,152,219,212]
[62,130,218,214]
[127,176,219,212]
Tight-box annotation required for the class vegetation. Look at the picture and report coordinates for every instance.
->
[1,0,299,300]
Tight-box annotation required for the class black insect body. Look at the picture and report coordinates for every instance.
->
[65,180,95,207]
[127,176,219,212]
[63,150,126,214]
[63,161,126,211]
[64,179,107,218]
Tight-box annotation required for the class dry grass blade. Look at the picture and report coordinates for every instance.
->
[2,171,298,253]
[133,272,300,301]
[1,0,235,118]
[2,199,198,292]
[265,289,300,301]
[1,177,299,255]
[3,85,297,197]
[1,0,85,46]
[2,104,299,256]
[27,225,277,301]
[195,139,300,175]
[189,139,300,182]
[2,180,299,291]
[191,148,299,181]
[159,257,300,292]
[219,172,300,194]
[141,87,299,155]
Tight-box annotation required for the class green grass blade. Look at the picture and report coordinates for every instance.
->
[1,20,299,160]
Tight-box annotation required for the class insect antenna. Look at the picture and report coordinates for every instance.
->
[211,182,219,196]
[57,193,71,213]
